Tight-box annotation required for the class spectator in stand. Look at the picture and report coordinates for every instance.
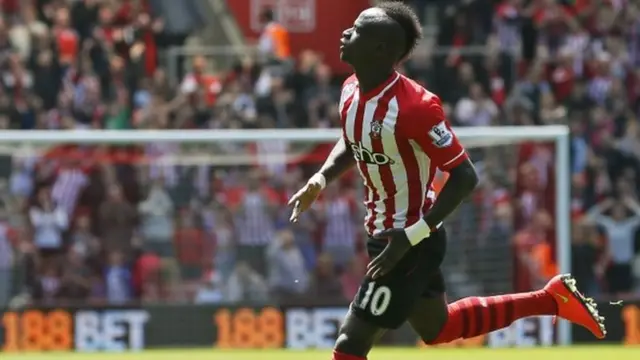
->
[257,7,291,67]
[51,158,89,215]
[58,247,92,302]
[194,271,224,304]
[139,179,175,257]
[104,250,133,304]
[98,184,137,259]
[70,215,100,265]
[201,201,234,278]
[225,261,269,303]
[133,250,162,303]
[9,158,34,199]
[0,213,15,306]
[70,0,100,42]
[304,64,341,128]
[538,92,566,124]
[231,171,277,274]
[30,36,63,111]
[454,82,499,126]
[306,253,344,304]
[586,198,640,296]
[180,55,222,108]
[10,4,47,61]
[514,210,556,291]
[317,182,358,269]
[32,263,62,305]
[571,219,604,296]
[266,229,309,302]
[288,210,317,272]
[29,187,69,261]
[52,6,79,68]
[174,206,212,293]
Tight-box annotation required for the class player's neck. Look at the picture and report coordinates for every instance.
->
[354,67,396,95]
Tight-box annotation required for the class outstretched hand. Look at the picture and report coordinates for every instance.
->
[366,228,412,280]
[288,179,323,223]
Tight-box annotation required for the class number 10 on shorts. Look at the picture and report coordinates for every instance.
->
[359,282,392,316]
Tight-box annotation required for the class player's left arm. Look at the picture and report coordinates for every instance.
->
[406,96,479,241]
[367,96,478,279]
[418,102,479,235]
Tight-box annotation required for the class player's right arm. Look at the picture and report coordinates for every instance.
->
[288,136,355,222]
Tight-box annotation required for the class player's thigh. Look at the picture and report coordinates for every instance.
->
[354,242,432,330]
[334,308,386,357]
[408,293,449,343]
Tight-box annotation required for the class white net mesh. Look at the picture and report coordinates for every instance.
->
[0,129,564,307]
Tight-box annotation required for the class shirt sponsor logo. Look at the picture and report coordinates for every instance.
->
[350,143,394,165]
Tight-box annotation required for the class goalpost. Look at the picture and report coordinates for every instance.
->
[1,125,571,346]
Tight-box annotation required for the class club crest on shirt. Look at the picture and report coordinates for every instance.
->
[369,119,383,139]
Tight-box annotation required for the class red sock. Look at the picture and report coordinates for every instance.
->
[332,350,365,360]
[428,290,557,344]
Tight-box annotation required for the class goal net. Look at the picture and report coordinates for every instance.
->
[0,126,570,345]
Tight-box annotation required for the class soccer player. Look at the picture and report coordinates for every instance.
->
[288,2,606,360]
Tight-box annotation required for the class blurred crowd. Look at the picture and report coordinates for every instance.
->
[0,0,639,308]
[415,0,640,299]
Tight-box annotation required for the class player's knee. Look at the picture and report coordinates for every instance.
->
[334,315,378,358]
[418,330,440,344]
[416,311,448,344]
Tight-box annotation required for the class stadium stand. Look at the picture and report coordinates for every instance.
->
[0,0,638,309]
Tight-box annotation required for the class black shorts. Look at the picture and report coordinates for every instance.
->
[351,227,447,329]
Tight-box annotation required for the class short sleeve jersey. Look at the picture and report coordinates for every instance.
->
[339,72,468,235]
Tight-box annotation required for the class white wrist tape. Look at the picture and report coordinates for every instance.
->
[309,173,327,190]
[404,219,431,246]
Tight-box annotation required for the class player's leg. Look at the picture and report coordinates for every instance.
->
[334,234,439,359]
[408,228,606,343]
[409,282,558,344]
[407,294,449,342]
[410,274,606,344]
[332,309,386,360]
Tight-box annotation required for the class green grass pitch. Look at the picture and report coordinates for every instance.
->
[1,347,637,360]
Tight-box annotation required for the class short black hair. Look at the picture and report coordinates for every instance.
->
[377,1,422,62]
[261,8,275,22]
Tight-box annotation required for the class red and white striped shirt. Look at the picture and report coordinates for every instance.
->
[340,72,468,236]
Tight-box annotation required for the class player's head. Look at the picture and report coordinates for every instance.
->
[340,1,422,68]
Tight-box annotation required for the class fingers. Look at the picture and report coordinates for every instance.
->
[371,266,386,280]
[289,200,301,223]
[288,186,308,223]
[366,253,387,279]
[366,253,380,271]
[287,188,305,206]
[372,230,392,240]
[367,262,387,279]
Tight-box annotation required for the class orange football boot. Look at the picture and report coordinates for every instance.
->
[543,274,606,339]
